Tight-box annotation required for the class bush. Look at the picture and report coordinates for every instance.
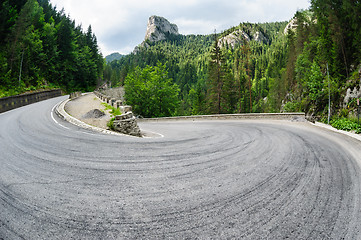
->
[339,108,349,118]
[283,101,301,112]
[330,118,361,133]
[107,117,115,130]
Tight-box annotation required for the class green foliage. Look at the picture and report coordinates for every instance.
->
[307,60,324,102]
[101,102,122,116]
[283,101,302,112]
[0,0,103,97]
[330,118,361,133]
[339,109,349,118]
[105,1,361,118]
[107,117,115,130]
[124,63,180,118]
[107,21,288,115]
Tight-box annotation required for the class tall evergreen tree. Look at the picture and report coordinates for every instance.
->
[207,35,225,114]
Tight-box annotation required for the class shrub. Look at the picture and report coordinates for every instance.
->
[107,117,115,130]
[330,118,361,132]
[339,108,349,118]
[283,101,301,112]
[102,103,122,117]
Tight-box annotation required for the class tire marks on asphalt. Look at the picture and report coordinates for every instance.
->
[1,101,361,239]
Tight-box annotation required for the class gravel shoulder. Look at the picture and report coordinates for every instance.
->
[64,93,111,130]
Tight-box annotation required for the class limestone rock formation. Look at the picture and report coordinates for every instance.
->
[284,18,298,34]
[218,30,250,48]
[144,15,179,42]
[344,80,361,108]
[218,29,269,48]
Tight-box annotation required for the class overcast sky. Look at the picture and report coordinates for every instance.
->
[49,0,310,56]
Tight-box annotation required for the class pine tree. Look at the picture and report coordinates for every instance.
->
[207,35,225,114]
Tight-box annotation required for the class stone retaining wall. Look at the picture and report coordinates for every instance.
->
[0,89,62,113]
[113,112,141,137]
[69,91,82,99]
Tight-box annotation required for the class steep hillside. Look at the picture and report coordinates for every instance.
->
[0,0,104,97]
[106,16,288,115]
[106,1,361,125]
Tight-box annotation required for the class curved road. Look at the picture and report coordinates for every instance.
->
[1,96,361,239]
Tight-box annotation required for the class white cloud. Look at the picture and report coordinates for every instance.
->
[49,0,311,56]
[174,18,222,35]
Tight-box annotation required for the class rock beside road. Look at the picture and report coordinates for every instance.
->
[113,112,142,137]
[82,109,105,119]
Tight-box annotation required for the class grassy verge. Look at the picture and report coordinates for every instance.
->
[102,103,121,131]
[101,102,122,117]
[327,117,361,134]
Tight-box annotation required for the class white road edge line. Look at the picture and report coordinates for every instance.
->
[51,102,70,130]
[142,130,165,138]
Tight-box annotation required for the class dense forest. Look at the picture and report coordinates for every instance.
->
[106,22,289,116]
[2,0,361,130]
[106,0,361,126]
[0,0,104,97]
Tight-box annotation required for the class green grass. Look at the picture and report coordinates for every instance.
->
[102,102,122,117]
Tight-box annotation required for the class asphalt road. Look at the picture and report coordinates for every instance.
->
[1,96,361,239]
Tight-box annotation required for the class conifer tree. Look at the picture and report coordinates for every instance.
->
[207,35,226,114]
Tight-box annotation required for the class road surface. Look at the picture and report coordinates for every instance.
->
[1,96,361,239]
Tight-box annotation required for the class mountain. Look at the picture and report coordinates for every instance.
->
[144,15,179,42]
[106,16,287,115]
[105,52,124,63]
[108,8,361,124]
[133,15,180,53]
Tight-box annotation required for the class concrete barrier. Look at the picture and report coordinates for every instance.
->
[115,100,122,108]
[0,89,62,113]
[94,91,126,111]
[138,113,306,122]
[69,92,82,99]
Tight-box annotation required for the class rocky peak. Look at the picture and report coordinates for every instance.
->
[144,16,179,42]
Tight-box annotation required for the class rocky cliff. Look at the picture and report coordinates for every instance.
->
[218,29,269,48]
[144,15,179,42]
[284,18,298,34]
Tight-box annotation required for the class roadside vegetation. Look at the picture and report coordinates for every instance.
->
[101,102,122,117]
[124,63,180,118]
[329,118,361,134]
[0,0,103,97]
